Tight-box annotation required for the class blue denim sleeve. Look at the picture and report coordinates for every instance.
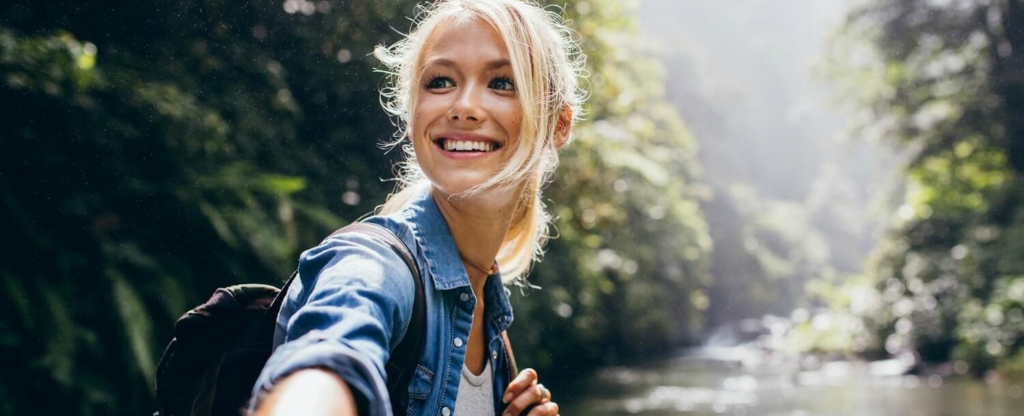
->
[249,232,416,416]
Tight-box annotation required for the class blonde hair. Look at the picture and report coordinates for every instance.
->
[373,0,585,283]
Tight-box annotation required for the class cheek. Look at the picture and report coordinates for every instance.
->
[500,102,523,138]
[411,98,441,137]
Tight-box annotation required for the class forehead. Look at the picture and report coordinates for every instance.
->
[421,16,510,66]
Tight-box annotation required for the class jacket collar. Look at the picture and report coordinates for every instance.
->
[402,185,514,329]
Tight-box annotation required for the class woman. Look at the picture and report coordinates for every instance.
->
[250,0,583,415]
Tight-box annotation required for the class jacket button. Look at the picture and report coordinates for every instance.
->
[453,337,464,348]
[460,292,470,302]
[492,350,498,360]
[442,406,451,416]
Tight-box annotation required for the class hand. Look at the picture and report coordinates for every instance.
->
[501,368,559,416]
[253,368,357,416]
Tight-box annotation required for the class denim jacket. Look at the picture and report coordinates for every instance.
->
[250,186,516,416]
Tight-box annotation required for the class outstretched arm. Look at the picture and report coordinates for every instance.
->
[249,231,417,416]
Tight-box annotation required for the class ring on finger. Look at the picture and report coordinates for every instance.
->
[537,384,551,403]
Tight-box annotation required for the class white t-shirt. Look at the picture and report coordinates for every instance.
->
[453,360,494,415]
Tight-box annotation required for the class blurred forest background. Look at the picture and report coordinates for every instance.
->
[2,0,1023,415]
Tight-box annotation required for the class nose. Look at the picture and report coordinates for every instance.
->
[448,84,487,124]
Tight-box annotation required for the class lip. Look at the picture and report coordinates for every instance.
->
[432,132,503,160]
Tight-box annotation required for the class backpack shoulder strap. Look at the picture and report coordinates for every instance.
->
[267,222,423,327]
[501,330,518,378]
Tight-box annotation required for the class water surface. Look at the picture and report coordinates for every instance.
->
[560,347,1023,416]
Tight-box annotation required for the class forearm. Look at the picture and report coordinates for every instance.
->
[254,368,359,416]
[251,233,415,416]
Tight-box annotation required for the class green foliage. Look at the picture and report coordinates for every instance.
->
[509,0,712,379]
[787,274,881,357]
[708,185,837,320]
[1,1,414,413]
[829,0,1024,376]
[1,0,712,414]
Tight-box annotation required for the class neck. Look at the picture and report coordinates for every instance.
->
[431,184,522,291]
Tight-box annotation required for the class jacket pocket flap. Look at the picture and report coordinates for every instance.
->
[407,364,434,400]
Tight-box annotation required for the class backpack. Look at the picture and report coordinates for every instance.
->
[153,222,426,416]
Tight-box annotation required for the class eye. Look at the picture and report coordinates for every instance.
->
[425,76,455,89]
[489,76,515,91]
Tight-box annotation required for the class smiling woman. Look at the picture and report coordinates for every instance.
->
[375,0,583,283]
[249,1,585,416]
[411,18,524,198]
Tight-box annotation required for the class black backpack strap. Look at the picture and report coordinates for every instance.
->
[265,222,426,416]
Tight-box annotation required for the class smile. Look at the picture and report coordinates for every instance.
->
[435,138,501,152]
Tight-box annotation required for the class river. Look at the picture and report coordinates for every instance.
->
[559,345,1023,416]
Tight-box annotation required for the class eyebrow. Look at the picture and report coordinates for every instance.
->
[422,58,511,71]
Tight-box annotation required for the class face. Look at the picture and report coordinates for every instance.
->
[410,17,523,199]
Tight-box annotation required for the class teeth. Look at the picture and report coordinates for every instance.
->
[443,139,495,152]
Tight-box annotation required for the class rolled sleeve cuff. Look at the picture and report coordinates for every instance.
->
[249,331,392,416]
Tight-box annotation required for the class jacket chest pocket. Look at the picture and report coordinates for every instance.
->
[405,364,435,415]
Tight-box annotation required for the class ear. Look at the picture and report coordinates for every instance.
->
[553,105,573,150]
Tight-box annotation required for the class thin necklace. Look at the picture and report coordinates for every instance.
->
[460,255,499,276]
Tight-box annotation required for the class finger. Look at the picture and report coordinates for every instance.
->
[504,383,542,416]
[526,401,559,416]
[536,383,551,403]
[502,368,538,404]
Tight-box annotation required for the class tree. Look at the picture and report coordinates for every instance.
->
[832,0,1024,374]
[1,1,415,413]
